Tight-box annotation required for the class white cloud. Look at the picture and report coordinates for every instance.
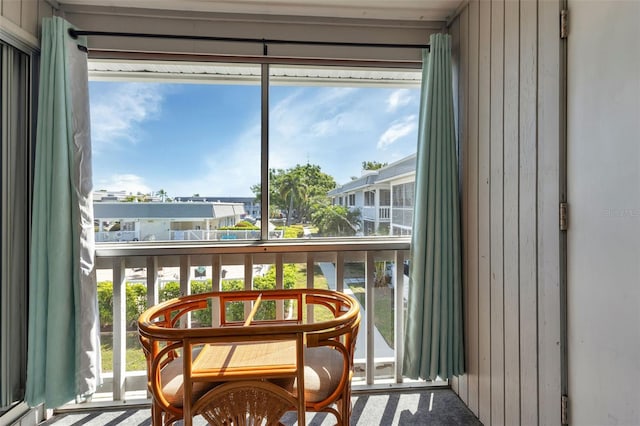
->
[271,87,361,140]
[90,83,164,150]
[268,87,372,171]
[168,124,262,197]
[95,174,152,195]
[377,115,417,149]
[387,89,413,112]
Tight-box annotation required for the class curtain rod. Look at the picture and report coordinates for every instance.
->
[67,29,430,53]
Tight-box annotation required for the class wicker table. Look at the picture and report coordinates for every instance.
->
[138,288,360,426]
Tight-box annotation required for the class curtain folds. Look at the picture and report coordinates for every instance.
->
[403,34,464,381]
[26,17,100,408]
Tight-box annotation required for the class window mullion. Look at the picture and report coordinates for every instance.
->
[260,63,269,240]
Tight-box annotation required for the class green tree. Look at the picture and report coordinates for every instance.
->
[157,189,167,202]
[362,160,388,170]
[259,164,336,224]
[311,204,361,237]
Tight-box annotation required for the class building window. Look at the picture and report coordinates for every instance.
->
[364,190,375,206]
[391,182,415,234]
[379,189,391,206]
[1,41,32,408]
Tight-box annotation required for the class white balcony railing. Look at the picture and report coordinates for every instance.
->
[96,229,286,243]
[94,239,418,403]
[361,206,391,221]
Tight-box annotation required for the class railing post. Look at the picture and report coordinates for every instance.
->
[112,258,126,401]
[275,253,284,320]
[212,254,221,327]
[306,253,314,322]
[180,255,191,328]
[146,256,159,308]
[394,250,405,383]
[365,252,375,385]
[336,252,345,293]
[244,254,253,318]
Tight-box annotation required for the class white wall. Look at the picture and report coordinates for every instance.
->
[567,1,640,425]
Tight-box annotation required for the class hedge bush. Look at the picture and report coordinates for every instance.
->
[97,264,298,329]
[97,281,147,330]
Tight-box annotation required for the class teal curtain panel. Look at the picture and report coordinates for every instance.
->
[403,33,464,381]
[26,16,100,408]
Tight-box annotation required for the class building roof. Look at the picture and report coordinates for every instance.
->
[376,153,417,183]
[173,196,258,204]
[94,202,245,219]
[328,153,417,196]
[327,172,379,196]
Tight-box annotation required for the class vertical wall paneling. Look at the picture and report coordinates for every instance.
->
[477,1,492,424]
[451,0,562,423]
[21,0,37,38]
[2,0,21,27]
[465,0,480,415]
[457,4,470,404]
[537,0,562,424]
[38,0,54,34]
[449,14,461,396]
[518,0,539,424]
[502,0,521,424]
[0,0,51,53]
[489,0,505,424]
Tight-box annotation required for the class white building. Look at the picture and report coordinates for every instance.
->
[93,201,247,242]
[328,154,416,236]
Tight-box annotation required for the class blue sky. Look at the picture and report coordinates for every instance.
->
[89,80,420,198]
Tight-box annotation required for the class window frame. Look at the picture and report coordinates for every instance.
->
[88,59,422,243]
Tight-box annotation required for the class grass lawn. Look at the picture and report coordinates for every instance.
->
[293,264,335,323]
[348,283,395,349]
[343,261,396,348]
[100,331,146,372]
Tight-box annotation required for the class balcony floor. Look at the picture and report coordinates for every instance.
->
[41,388,481,425]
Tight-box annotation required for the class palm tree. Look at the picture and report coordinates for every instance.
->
[280,174,299,226]
[157,189,167,202]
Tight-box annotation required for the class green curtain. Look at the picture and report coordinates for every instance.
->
[26,17,100,408]
[403,34,464,381]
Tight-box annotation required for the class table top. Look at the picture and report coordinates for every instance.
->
[191,340,298,381]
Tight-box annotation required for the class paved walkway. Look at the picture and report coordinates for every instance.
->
[318,262,394,359]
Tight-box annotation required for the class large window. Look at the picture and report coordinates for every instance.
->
[1,41,32,409]
[89,62,420,243]
[391,181,415,235]
[364,190,375,206]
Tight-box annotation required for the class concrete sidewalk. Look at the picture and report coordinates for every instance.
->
[318,262,394,359]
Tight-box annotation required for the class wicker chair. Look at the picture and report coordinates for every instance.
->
[138,288,360,426]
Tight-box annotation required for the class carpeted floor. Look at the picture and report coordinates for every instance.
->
[42,389,482,425]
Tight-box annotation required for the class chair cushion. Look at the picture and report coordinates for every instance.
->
[274,346,345,403]
[303,346,345,402]
[160,351,215,407]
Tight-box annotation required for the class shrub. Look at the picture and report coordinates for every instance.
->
[220,220,259,230]
[277,226,304,238]
[97,265,299,329]
[97,281,148,330]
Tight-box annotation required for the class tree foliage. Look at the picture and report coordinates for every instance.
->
[362,160,388,171]
[311,204,361,237]
[97,281,148,329]
[252,164,336,224]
